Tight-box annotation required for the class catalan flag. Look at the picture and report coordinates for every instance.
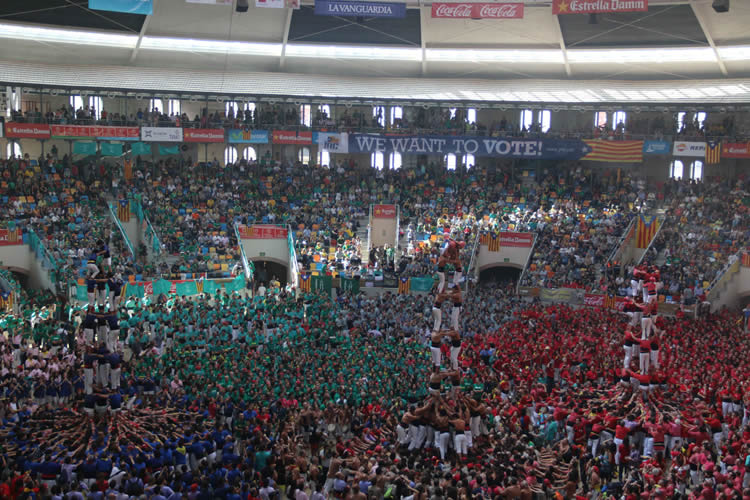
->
[488,233,501,252]
[117,199,131,223]
[604,295,617,310]
[398,276,410,294]
[705,140,721,165]
[480,233,490,246]
[582,139,644,163]
[635,215,659,249]
[299,274,311,292]
[742,253,750,268]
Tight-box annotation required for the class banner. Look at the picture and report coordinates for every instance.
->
[73,142,97,156]
[314,0,406,17]
[101,143,123,156]
[272,130,312,145]
[186,0,231,4]
[349,134,591,160]
[176,281,199,296]
[582,139,643,163]
[673,141,706,157]
[409,277,435,293]
[0,228,23,246]
[636,215,659,249]
[705,141,721,164]
[539,288,579,303]
[488,233,500,252]
[4,123,50,139]
[89,0,153,15]
[552,0,647,15]
[340,276,360,294]
[722,142,750,159]
[642,140,671,155]
[373,204,397,218]
[51,125,139,140]
[311,275,332,293]
[238,224,288,239]
[159,145,180,155]
[184,128,225,143]
[431,2,524,18]
[299,274,311,292]
[117,199,131,223]
[141,127,183,142]
[131,142,152,156]
[314,132,349,153]
[584,293,627,311]
[228,129,269,144]
[498,231,533,248]
[152,278,172,296]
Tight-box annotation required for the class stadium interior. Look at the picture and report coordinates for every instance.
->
[1,0,750,498]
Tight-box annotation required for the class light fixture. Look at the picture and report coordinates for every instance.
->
[0,22,136,48]
[140,36,282,57]
[712,0,729,13]
[285,44,421,61]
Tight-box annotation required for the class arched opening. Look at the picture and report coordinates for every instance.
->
[478,265,521,287]
[252,259,289,287]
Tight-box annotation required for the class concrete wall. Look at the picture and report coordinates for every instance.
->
[477,243,532,272]
[0,243,55,291]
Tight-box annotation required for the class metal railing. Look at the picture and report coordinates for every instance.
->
[233,222,253,281]
[516,232,538,295]
[464,229,481,296]
[27,228,62,294]
[706,251,742,301]
[606,216,636,271]
[107,202,136,260]
[287,224,300,287]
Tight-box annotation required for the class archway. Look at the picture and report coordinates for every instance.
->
[478,265,522,287]
[251,259,288,287]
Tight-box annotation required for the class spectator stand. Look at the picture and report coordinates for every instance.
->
[705,250,742,310]
[287,224,300,288]
[0,268,20,315]
[27,227,63,295]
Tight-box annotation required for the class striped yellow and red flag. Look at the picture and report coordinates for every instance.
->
[635,215,659,249]
[398,277,410,294]
[582,139,643,163]
[488,233,501,252]
[480,233,490,246]
[299,274,311,292]
[117,199,131,223]
[742,253,750,268]
[705,141,721,165]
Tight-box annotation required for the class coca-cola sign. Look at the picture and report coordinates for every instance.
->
[552,0,648,15]
[431,2,524,19]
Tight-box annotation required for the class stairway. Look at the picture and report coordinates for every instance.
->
[355,216,370,266]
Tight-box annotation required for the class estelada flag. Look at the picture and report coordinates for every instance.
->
[582,139,643,163]
[488,233,501,252]
[117,199,130,223]
[635,215,659,249]
[705,141,721,165]
[299,274,311,292]
[480,233,490,246]
[398,277,410,294]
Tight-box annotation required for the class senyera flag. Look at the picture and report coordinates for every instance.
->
[431,2,524,19]
[552,0,648,15]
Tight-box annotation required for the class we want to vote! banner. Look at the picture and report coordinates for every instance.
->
[552,0,648,15]
[349,134,592,160]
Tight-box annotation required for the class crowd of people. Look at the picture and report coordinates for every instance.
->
[8,103,748,140]
[4,141,750,499]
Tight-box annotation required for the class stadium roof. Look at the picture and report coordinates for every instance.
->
[0,0,748,102]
